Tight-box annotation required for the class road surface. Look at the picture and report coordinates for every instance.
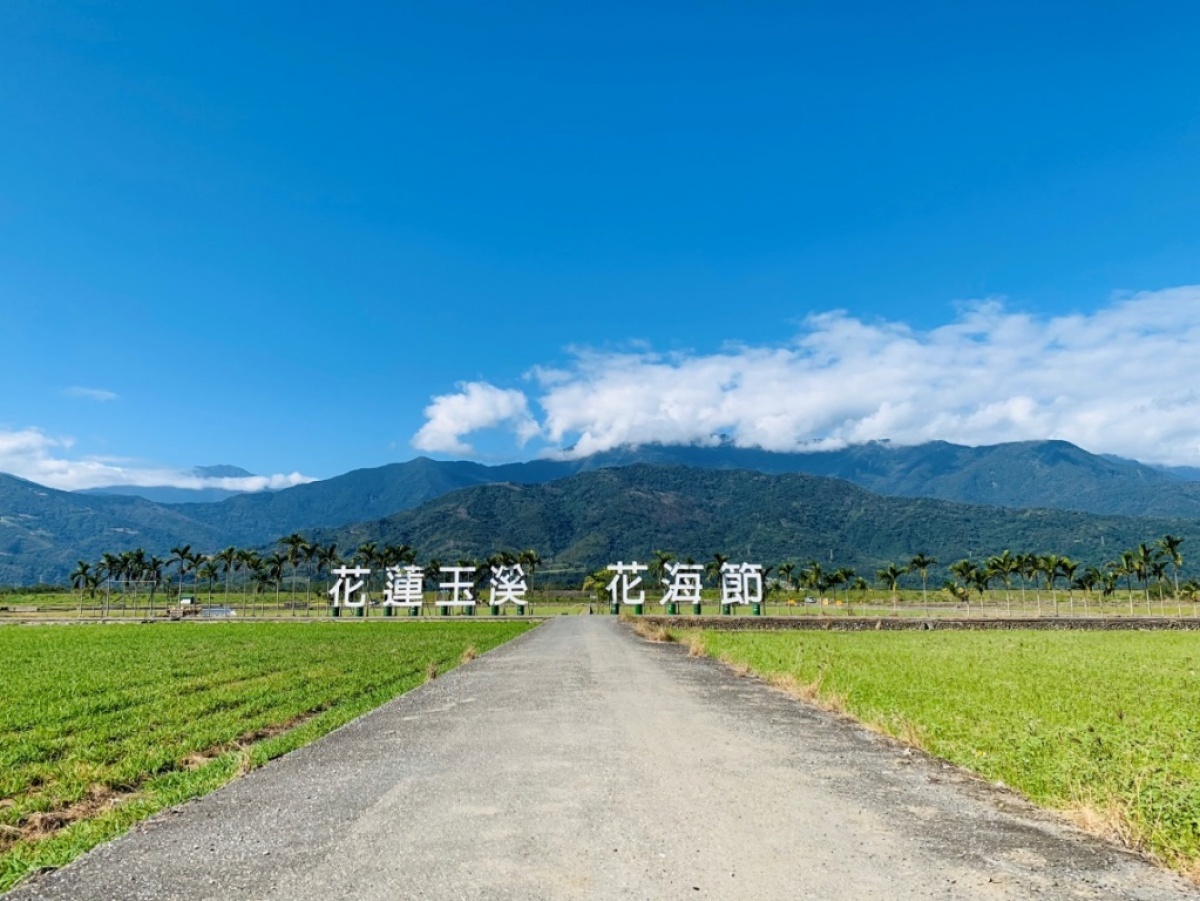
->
[8,617,1198,900]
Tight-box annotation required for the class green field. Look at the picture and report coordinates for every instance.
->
[688,629,1200,877]
[5,586,1200,624]
[0,589,595,621]
[0,620,533,892]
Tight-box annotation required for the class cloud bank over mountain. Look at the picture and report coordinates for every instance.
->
[413,287,1200,467]
[0,428,314,492]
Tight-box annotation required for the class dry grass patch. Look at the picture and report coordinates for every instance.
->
[0,785,125,854]
[630,620,675,643]
[1062,798,1139,852]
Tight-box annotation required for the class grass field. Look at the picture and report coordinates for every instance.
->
[0,589,593,620]
[5,586,1200,623]
[0,620,533,892]
[684,629,1200,878]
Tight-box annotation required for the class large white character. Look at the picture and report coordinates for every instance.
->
[606,561,648,606]
[439,566,477,606]
[383,565,425,608]
[489,564,528,607]
[329,566,371,608]
[721,562,764,605]
[660,562,704,606]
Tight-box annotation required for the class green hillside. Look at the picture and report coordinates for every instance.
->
[0,474,227,584]
[312,465,1200,586]
[576,440,1200,517]
[176,440,1200,546]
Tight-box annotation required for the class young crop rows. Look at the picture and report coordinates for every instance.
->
[0,621,532,891]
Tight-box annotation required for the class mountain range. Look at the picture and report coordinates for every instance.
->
[3,439,1200,584]
[311,464,1200,585]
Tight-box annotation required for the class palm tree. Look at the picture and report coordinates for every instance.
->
[71,560,91,616]
[944,578,970,611]
[1074,566,1101,616]
[312,543,343,613]
[826,568,847,613]
[122,548,147,615]
[70,560,91,598]
[1182,579,1200,616]
[98,551,121,616]
[650,550,675,588]
[197,560,219,602]
[266,551,287,612]
[1150,557,1169,615]
[1100,567,1118,614]
[946,559,986,615]
[802,562,826,601]
[832,567,856,610]
[312,543,340,609]
[948,559,976,614]
[237,548,261,615]
[987,550,1017,616]
[1059,558,1078,617]
[1022,553,1043,615]
[851,576,869,606]
[251,565,274,600]
[1013,552,1031,608]
[876,562,908,613]
[215,546,239,607]
[519,549,542,594]
[968,566,991,610]
[1157,534,1184,600]
[1111,553,1136,615]
[355,541,378,566]
[707,553,730,588]
[945,561,974,587]
[423,558,442,594]
[908,553,936,613]
[379,543,414,604]
[1040,554,1062,616]
[279,533,309,614]
[301,540,321,611]
[146,554,166,615]
[777,562,796,592]
[1133,543,1159,614]
[170,544,195,603]
[581,568,612,604]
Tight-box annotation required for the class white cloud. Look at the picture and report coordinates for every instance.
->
[412,381,539,454]
[410,286,1200,467]
[63,386,118,402]
[0,427,315,492]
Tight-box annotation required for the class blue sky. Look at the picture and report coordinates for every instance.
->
[4,2,1200,489]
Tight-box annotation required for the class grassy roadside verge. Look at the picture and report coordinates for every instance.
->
[0,620,533,892]
[665,628,1200,880]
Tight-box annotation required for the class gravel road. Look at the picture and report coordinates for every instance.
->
[8,617,1198,900]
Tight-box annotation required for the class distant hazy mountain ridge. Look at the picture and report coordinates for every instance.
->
[77,465,258,504]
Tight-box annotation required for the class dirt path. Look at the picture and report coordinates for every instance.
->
[7,617,1198,900]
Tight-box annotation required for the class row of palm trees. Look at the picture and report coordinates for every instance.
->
[866,535,1193,616]
[71,538,545,614]
[575,536,1193,616]
[68,533,1193,617]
